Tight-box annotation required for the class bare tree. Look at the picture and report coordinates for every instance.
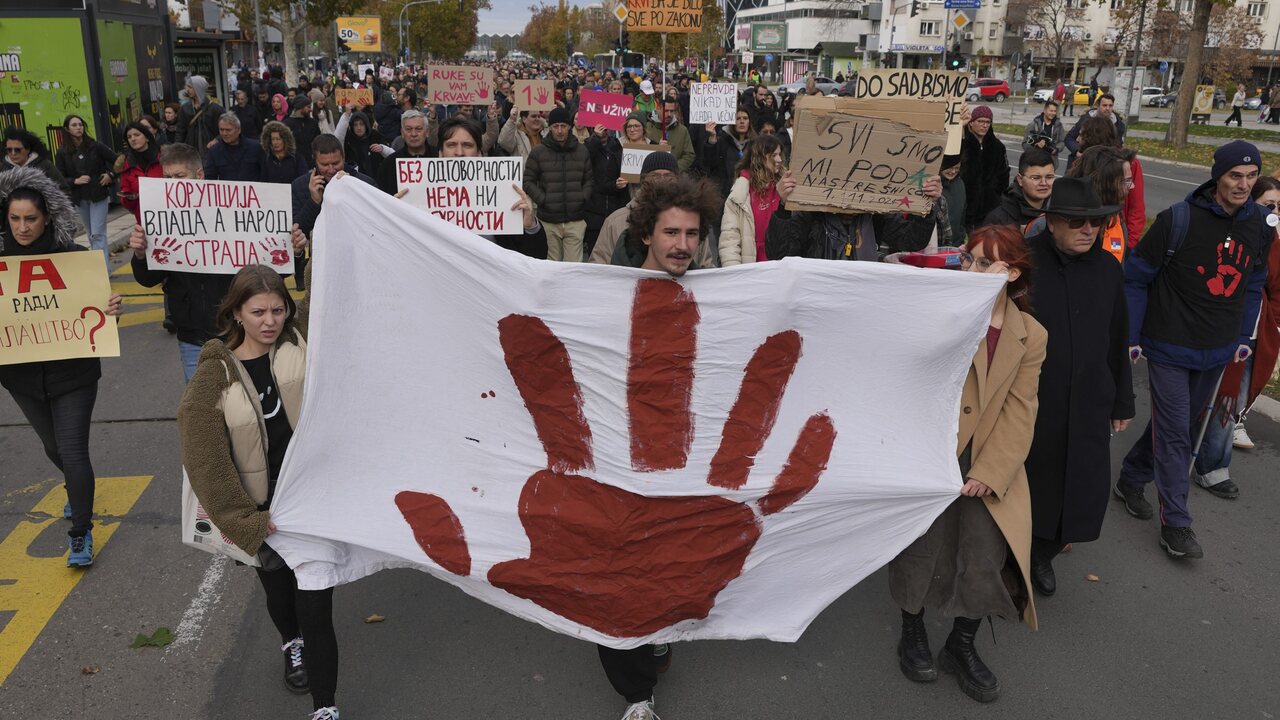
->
[1018,0,1088,73]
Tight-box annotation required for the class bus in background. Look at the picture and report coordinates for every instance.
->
[594,51,646,79]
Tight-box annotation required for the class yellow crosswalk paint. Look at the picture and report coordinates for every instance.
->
[0,476,153,686]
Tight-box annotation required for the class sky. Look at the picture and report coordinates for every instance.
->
[477,0,600,36]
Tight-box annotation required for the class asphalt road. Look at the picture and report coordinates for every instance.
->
[2,245,1279,719]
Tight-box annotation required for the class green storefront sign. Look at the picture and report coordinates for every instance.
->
[97,19,143,150]
[0,17,96,153]
[751,22,787,53]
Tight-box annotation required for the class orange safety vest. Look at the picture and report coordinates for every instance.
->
[1102,215,1126,263]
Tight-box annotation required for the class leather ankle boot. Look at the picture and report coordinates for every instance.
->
[897,609,937,682]
[939,617,1000,702]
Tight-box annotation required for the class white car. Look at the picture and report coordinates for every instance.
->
[1141,86,1166,106]
[1032,88,1054,102]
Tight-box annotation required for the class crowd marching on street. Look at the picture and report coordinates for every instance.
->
[2,50,1278,720]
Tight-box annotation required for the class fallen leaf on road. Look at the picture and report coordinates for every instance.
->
[1062,544,1073,553]
[129,627,174,649]
[364,613,385,624]
[1086,574,1100,582]
[81,665,100,675]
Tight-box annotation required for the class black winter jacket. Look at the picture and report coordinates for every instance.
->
[960,129,1010,229]
[202,137,267,182]
[583,133,629,224]
[262,152,309,185]
[233,103,264,140]
[131,258,234,347]
[282,115,320,168]
[56,140,117,204]
[983,185,1043,229]
[701,128,750,199]
[176,100,224,156]
[525,133,593,223]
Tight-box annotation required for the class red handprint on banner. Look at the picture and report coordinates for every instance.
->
[260,236,292,266]
[151,236,181,265]
[395,278,836,637]
[535,87,550,105]
[1198,238,1250,297]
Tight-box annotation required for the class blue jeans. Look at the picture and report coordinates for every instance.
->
[78,198,110,268]
[8,384,99,535]
[179,340,202,383]
[1195,353,1254,480]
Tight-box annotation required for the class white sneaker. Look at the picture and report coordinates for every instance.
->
[1233,422,1255,449]
[309,708,339,720]
[620,699,660,720]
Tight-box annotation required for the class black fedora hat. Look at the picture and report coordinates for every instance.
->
[1043,176,1121,218]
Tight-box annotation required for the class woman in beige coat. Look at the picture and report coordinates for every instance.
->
[889,224,1046,704]
[719,133,784,266]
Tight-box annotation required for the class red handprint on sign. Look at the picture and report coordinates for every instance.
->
[476,87,490,100]
[1197,237,1250,297]
[151,236,181,265]
[395,278,836,637]
[535,87,550,106]
[259,236,292,266]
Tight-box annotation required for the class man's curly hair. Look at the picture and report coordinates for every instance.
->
[625,175,722,258]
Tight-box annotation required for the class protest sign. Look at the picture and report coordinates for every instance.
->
[336,88,375,107]
[626,0,702,33]
[578,89,634,131]
[428,64,494,105]
[379,66,394,81]
[621,142,671,182]
[689,82,738,125]
[0,251,120,365]
[514,80,555,112]
[852,69,969,155]
[787,95,947,216]
[139,178,295,275]
[396,157,524,234]
[268,175,1002,649]
[357,63,374,79]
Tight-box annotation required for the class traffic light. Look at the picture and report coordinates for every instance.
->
[948,57,962,70]
[910,0,919,17]
[337,37,351,54]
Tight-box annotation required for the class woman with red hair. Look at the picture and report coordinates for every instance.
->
[889,224,1047,704]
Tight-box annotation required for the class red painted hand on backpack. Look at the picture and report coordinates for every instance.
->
[395,278,836,637]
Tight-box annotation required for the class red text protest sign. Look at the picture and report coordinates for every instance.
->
[139,178,294,274]
[0,252,120,364]
[578,89,634,131]
[428,64,494,106]
[397,157,524,234]
[514,80,555,112]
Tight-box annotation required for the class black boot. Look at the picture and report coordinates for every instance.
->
[939,617,999,702]
[282,637,309,694]
[897,609,937,682]
[1030,538,1061,597]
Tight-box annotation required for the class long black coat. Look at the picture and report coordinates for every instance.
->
[960,128,1009,230]
[1025,231,1135,543]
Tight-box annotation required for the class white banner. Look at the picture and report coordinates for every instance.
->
[396,157,523,235]
[268,176,1004,649]
[689,82,738,124]
[139,178,294,274]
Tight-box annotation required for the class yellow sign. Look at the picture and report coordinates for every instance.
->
[613,3,629,22]
[0,251,119,365]
[1193,84,1216,115]
[336,16,383,53]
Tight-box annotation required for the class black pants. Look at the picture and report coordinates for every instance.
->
[1226,107,1243,126]
[256,557,338,710]
[598,644,658,704]
[9,385,98,536]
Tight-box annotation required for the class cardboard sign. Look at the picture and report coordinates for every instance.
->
[621,142,671,182]
[579,89,635,131]
[626,0,702,33]
[852,69,969,155]
[397,157,524,234]
[689,83,738,125]
[787,96,947,216]
[514,80,555,112]
[429,64,494,106]
[0,251,120,365]
[379,66,394,81]
[336,88,375,107]
[357,63,375,80]
[139,178,295,275]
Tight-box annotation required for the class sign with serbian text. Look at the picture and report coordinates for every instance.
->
[397,157,524,234]
[578,89,634,131]
[626,0,702,33]
[336,88,375,107]
[139,178,295,275]
[787,96,947,216]
[429,64,494,106]
[689,83,738,125]
[0,252,120,365]
[852,69,969,155]
[514,79,556,112]
[621,142,671,183]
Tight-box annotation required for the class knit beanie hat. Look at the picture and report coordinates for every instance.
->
[1211,140,1262,181]
[969,105,993,122]
[641,151,678,176]
[547,107,572,127]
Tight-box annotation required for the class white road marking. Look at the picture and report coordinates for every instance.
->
[1141,172,1199,186]
[165,555,230,655]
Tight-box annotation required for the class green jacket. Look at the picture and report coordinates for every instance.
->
[645,119,695,173]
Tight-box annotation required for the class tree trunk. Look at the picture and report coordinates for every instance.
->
[1165,0,1214,147]
[275,11,303,85]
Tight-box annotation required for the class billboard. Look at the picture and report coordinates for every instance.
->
[337,16,383,53]
[0,17,97,153]
[751,22,787,53]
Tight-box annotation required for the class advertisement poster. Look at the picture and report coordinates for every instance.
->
[337,16,383,53]
[96,20,143,152]
[0,252,120,365]
[174,48,224,105]
[132,23,171,121]
[751,22,787,53]
[0,18,97,151]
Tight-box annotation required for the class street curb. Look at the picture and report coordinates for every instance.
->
[994,133,1209,171]
[1249,394,1280,424]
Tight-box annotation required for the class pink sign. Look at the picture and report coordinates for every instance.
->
[428,64,494,106]
[577,89,635,131]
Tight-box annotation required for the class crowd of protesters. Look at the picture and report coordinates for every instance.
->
[2,54,1277,720]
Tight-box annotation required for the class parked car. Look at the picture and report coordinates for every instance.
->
[1213,88,1227,108]
[1073,86,1106,106]
[1032,87,1055,102]
[1149,92,1177,108]
[777,76,842,96]
[1245,96,1264,110]
[1139,86,1164,105]
[967,78,1011,102]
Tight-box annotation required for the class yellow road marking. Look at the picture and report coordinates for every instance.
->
[0,475,152,687]
[110,279,162,297]
[117,307,166,329]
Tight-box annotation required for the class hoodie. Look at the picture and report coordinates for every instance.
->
[1124,180,1271,369]
[177,74,224,154]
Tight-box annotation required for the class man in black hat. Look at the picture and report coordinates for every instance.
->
[1023,177,1135,595]
[1115,140,1271,560]
[524,106,593,262]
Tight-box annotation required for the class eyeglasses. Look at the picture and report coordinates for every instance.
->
[958,251,993,271]
[1262,201,1279,211]
[1064,216,1108,229]
[1022,173,1055,184]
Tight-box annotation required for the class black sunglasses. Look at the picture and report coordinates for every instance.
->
[1065,216,1108,229]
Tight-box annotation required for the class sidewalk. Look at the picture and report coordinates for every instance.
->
[72,205,137,267]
